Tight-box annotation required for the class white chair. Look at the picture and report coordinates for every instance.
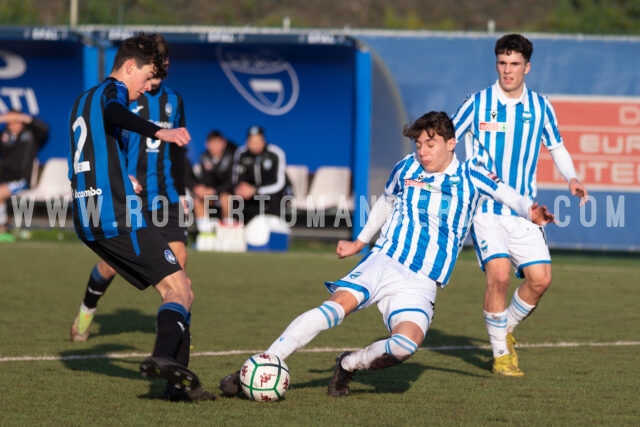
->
[286,164,309,205]
[295,166,352,211]
[18,158,72,202]
[30,158,40,188]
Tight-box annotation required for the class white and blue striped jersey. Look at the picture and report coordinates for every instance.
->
[371,153,531,286]
[452,81,563,216]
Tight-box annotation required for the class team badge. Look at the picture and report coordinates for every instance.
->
[522,110,532,123]
[263,158,273,170]
[217,46,299,116]
[164,102,173,117]
[164,249,177,264]
[449,175,461,187]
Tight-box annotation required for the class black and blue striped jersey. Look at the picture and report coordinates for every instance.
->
[68,77,161,241]
[127,82,186,211]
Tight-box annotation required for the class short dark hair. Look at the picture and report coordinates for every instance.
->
[112,32,167,79]
[403,111,455,142]
[206,130,226,141]
[495,33,533,62]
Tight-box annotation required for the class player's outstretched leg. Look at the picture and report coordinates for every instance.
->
[328,334,419,397]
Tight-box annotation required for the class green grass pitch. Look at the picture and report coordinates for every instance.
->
[1,239,638,426]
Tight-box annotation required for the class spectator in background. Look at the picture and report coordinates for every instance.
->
[190,130,237,231]
[0,109,49,241]
[231,125,291,224]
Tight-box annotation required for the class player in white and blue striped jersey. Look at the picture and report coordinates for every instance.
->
[452,34,589,376]
[218,111,554,398]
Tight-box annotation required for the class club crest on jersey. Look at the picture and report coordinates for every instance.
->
[449,175,461,187]
[522,110,532,123]
[164,102,172,117]
[164,249,177,264]
[263,158,273,170]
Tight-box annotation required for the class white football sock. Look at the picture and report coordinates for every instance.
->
[342,334,418,371]
[267,301,344,360]
[484,309,509,358]
[507,288,536,333]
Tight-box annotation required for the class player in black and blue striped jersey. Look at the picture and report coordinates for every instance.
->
[67,33,214,401]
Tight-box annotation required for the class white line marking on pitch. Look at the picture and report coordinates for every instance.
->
[1,341,639,363]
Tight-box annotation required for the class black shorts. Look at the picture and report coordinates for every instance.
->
[84,227,182,290]
[145,202,188,245]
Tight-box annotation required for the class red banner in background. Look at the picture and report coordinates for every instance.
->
[539,96,640,192]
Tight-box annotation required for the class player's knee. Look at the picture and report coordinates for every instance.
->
[527,275,552,295]
[523,265,552,294]
[386,334,419,362]
[488,270,511,289]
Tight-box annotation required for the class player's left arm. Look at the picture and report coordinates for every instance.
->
[548,145,588,206]
[471,160,554,225]
[543,100,589,206]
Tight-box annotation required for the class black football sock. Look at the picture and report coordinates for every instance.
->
[82,265,114,309]
[173,312,191,366]
[152,303,189,361]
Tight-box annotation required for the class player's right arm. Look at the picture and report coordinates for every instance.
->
[104,101,190,147]
[336,192,396,259]
[336,157,407,259]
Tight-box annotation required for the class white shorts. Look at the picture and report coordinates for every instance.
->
[471,212,551,278]
[324,251,437,336]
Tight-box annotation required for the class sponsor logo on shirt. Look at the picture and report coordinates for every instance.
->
[74,187,103,198]
[404,179,432,190]
[479,121,508,132]
[404,179,434,190]
[487,172,502,183]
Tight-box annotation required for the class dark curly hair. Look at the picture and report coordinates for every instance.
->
[495,33,533,62]
[403,111,455,142]
[111,32,167,79]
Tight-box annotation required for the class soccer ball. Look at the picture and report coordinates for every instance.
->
[240,352,290,402]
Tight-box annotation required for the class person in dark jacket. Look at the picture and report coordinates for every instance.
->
[231,125,291,224]
[0,109,49,239]
[191,130,237,230]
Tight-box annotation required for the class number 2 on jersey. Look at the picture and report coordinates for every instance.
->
[72,116,91,174]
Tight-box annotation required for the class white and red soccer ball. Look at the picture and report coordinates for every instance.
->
[240,352,290,402]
